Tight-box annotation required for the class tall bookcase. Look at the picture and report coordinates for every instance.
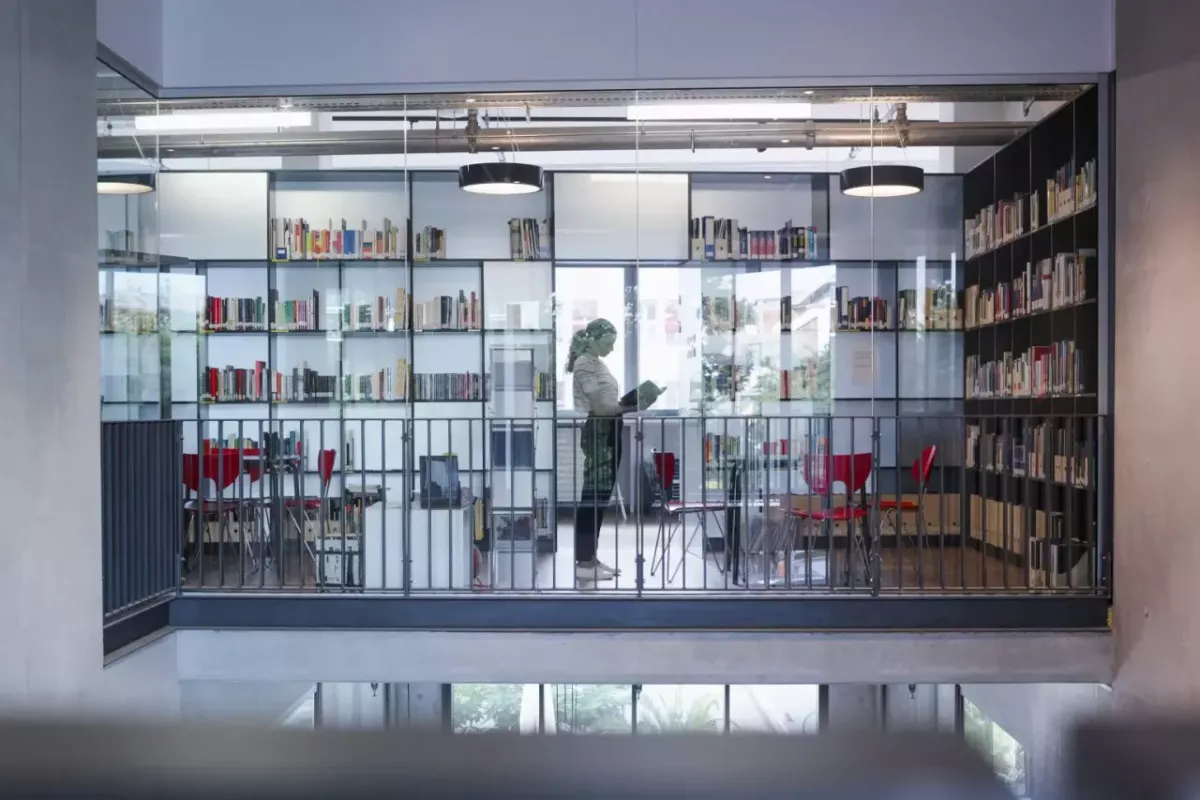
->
[962,87,1102,572]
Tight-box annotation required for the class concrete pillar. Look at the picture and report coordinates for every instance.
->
[824,685,883,731]
[0,0,102,710]
[1114,0,1200,710]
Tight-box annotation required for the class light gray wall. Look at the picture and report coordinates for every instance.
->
[179,681,315,724]
[1113,0,1200,711]
[153,0,1113,92]
[97,0,163,84]
[173,630,1113,684]
[961,684,1112,800]
[0,0,103,711]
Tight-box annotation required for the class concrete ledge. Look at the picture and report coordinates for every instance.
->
[175,629,1113,685]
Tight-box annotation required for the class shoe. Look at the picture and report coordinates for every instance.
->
[595,559,621,577]
[576,561,616,582]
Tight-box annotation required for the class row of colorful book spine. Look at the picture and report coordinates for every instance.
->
[271,217,405,261]
[413,291,480,330]
[690,217,818,261]
[965,422,1092,487]
[508,218,546,260]
[344,360,409,401]
[964,193,1027,259]
[200,362,337,403]
[965,340,1085,399]
[897,288,962,331]
[413,371,487,401]
[963,250,1092,329]
[834,288,891,331]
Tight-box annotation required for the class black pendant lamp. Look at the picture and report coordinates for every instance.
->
[459,162,544,195]
[97,173,156,195]
[839,165,924,198]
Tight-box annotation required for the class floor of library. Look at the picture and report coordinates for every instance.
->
[181,523,1027,592]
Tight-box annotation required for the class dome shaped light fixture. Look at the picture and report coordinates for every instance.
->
[97,173,155,195]
[839,165,924,198]
[458,162,544,195]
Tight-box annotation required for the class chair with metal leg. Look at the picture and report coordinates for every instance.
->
[789,452,874,588]
[875,445,937,585]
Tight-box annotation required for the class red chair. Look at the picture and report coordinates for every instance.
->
[284,449,338,576]
[650,450,733,583]
[182,450,248,576]
[789,452,874,586]
[876,445,937,583]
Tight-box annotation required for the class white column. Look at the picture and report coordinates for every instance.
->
[0,0,103,709]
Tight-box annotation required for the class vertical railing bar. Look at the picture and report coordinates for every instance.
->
[896,414,903,592]
[1002,414,1010,591]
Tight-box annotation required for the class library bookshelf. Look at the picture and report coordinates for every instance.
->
[961,86,1103,575]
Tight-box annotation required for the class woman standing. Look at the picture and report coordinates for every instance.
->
[566,318,628,582]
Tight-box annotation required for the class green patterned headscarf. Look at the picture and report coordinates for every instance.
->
[565,318,617,373]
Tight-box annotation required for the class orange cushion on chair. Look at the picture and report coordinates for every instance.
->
[877,499,920,511]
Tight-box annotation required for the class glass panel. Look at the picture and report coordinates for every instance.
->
[728,685,820,734]
[451,683,528,733]
[551,684,633,733]
[555,266,628,415]
[635,685,725,734]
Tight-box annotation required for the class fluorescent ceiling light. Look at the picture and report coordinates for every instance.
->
[133,110,313,133]
[626,103,812,121]
[97,174,154,195]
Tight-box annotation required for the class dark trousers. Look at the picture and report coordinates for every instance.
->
[575,416,622,564]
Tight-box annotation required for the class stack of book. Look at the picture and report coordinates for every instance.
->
[414,291,480,330]
[271,289,323,331]
[897,287,961,330]
[834,288,891,331]
[204,295,266,331]
[413,226,447,260]
[964,193,1028,258]
[271,217,405,261]
[965,341,1084,399]
[272,364,338,403]
[533,371,555,401]
[344,360,410,401]
[343,289,410,332]
[1046,157,1098,223]
[201,362,268,402]
[964,283,1008,328]
[508,218,545,260]
[414,371,487,401]
[690,217,818,261]
[779,358,823,400]
[703,433,742,464]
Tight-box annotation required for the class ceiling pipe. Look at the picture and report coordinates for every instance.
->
[98,121,1030,160]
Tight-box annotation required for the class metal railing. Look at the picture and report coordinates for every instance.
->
[102,421,182,622]
[156,412,1108,597]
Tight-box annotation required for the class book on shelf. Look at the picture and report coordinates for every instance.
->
[965,340,1084,399]
[834,288,891,331]
[99,272,158,333]
[414,226,447,260]
[966,421,1092,487]
[204,295,266,331]
[779,358,824,400]
[508,218,547,260]
[964,193,1027,258]
[271,217,405,261]
[270,288,322,331]
[690,217,818,261]
[414,291,480,330]
[200,361,337,403]
[701,295,753,333]
[344,359,410,401]
[343,288,409,332]
[964,249,1092,330]
[1046,157,1098,223]
[897,287,961,331]
[533,371,554,401]
[414,371,487,401]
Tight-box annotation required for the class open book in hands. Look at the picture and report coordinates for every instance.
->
[620,380,664,411]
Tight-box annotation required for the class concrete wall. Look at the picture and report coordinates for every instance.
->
[0,0,103,712]
[153,0,1113,93]
[1113,0,1200,710]
[961,684,1112,800]
[97,0,163,84]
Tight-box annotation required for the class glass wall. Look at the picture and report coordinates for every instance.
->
[450,683,817,734]
[93,82,1103,595]
[97,59,161,421]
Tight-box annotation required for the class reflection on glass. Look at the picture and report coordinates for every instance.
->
[728,685,819,733]
[963,698,1027,797]
[636,685,725,734]
[452,683,527,733]
[554,267,628,412]
[552,684,632,733]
